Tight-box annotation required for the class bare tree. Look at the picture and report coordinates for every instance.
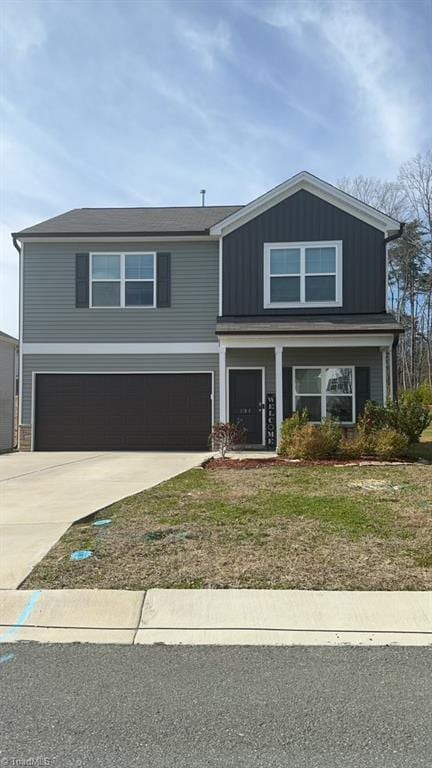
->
[337,175,408,220]
[338,150,432,389]
[399,151,432,384]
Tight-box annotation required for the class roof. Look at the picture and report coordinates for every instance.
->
[13,206,243,238]
[0,330,18,345]
[12,170,403,240]
[210,171,402,236]
[216,314,403,335]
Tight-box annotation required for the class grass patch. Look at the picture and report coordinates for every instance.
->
[23,463,432,591]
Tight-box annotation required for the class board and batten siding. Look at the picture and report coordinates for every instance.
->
[222,189,386,317]
[23,240,219,343]
[21,354,219,426]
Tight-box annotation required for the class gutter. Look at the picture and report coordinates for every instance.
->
[384,222,405,245]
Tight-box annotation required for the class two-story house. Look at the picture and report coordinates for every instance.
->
[12,171,403,452]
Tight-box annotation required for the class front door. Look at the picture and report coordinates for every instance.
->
[228,369,263,444]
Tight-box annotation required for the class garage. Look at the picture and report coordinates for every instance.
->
[34,372,213,451]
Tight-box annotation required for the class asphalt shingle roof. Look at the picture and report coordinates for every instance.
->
[13,206,243,237]
[216,314,403,333]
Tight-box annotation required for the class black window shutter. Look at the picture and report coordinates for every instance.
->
[355,367,370,420]
[76,253,89,308]
[156,252,171,307]
[282,367,293,420]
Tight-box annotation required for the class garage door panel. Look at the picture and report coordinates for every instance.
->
[34,373,212,451]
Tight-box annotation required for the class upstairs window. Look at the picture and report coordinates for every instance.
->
[90,253,156,308]
[264,241,342,308]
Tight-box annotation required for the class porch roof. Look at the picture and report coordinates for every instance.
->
[216,313,402,335]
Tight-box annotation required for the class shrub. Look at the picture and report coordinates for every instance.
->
[340,433,374,459]
[209,421,247,457]
[358,401,387,436]
[341,427,408,460]
[386,396,432,444]
[404,382,432,407]
[373,428,409,460]
[358,397,431,445]
[279,409,309,454]
[279,415,342,460]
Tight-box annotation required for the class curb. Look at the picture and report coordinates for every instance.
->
[1,588,432,647]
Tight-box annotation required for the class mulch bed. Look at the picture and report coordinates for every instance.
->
[204,456,410,470]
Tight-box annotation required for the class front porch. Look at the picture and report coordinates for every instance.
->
[218,333,396,449]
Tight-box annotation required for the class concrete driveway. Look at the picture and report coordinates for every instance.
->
[0,451,209,589]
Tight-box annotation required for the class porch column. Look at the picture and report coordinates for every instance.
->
[275,345,283,448]
[219,345,227,422]
[388,343,393,402]
[381,347,387,406]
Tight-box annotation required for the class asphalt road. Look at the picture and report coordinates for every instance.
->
[1,645,431,767]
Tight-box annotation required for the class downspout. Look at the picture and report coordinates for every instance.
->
[392,335,399,402]
[12,235,21,450]
[384,224,404,400]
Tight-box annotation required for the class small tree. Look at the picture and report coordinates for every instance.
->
[209,422,247,457]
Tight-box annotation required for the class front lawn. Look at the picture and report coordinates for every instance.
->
[23,461,432,591]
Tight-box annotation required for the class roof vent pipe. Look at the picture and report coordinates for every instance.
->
[200,189,206,207]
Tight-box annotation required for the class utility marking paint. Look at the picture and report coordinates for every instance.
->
[0,653,15,664]
[70,550,93,561]
[0,590,42,643]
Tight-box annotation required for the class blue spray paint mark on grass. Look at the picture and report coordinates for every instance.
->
[0,653,15,664]
[70,550,93,561]
[0,590,42,643]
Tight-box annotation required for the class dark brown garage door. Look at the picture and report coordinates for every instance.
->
[34,373,212,451]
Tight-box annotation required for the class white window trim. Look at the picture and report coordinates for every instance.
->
[292,365,355,424]
[89,252,157,309]
[263,240,343,308]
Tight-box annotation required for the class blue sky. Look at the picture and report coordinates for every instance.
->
[1,0,431,336]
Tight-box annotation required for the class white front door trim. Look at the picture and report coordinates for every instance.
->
[227,366,266,446]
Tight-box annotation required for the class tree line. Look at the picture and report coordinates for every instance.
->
[338,149,432,390]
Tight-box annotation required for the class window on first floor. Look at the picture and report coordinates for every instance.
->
[294,366,354,423]
[264,241,342,307]
[90,252,156,307]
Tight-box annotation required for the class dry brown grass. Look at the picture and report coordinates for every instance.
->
[23,462,432,591]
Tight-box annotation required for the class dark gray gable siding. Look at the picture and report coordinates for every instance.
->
[222,189,386,316]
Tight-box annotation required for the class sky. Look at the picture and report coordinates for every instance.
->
[1,0,431,337]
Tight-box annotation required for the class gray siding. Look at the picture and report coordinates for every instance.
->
[226,347,383,426]
[222,189,386,316]
[23,240,219,342]
[0,341,16,451]
[22,353,219,425]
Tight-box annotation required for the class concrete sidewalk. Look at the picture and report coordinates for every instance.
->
[1,589,431,646]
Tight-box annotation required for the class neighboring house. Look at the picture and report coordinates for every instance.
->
[12,171,403,452]
[0,330,18,453]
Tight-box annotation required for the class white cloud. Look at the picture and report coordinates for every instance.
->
[245,0,424,163]
[0,1,46,58]
[175,17,231,71]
